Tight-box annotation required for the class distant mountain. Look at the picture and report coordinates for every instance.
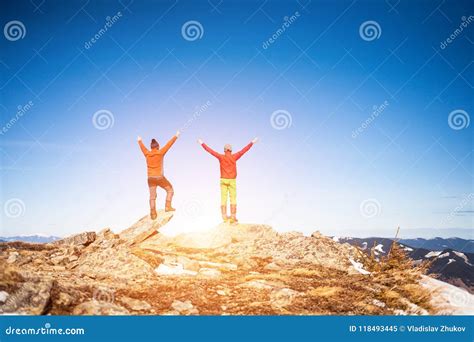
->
[0,235,61,244]
[399,237,474,253]
[339,237,474,294]
[399,228,473,239]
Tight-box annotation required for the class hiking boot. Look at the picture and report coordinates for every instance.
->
[165,201,176,212]
[221,206,229,223]
[230,204,238,225]
[222,216,232,223]
[150,209,157,220]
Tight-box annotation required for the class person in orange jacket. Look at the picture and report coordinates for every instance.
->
[138,131,180,220]
[198,137,258,224]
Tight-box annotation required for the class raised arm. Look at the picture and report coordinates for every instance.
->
[159,134,178,154]
[137,136,149,156]
[200,140,221,159]
[234,141,255,160]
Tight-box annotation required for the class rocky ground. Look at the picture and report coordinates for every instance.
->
[0,211,468,315]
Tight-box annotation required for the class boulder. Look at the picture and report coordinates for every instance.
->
[92,228,121,248]
[119,296,152,311]
[170,300,198,315]
[0,291,9,303]
[55,232,96,246]
[50,255,67,265]
[7,252,19,264]
[0,280,52,314]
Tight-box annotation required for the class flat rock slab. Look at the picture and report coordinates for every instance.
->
[55,232,96,246]
[120,211,174,244]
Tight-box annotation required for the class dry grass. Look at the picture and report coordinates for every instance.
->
[288,268,323,278]
[308,286,342,297]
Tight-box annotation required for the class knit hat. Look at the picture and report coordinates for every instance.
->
[224,143,232,152]
[150,139,159,149]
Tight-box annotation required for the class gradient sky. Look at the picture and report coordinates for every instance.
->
[0,0,472,239]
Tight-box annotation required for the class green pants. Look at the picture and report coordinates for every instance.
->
[220,178,236,206]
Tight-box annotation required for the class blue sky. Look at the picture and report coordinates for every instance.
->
[0,0,472,238]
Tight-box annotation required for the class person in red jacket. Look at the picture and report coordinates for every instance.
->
[138,131,180,220]
[198,137,258,224]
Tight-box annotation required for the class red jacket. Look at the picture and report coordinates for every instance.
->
[202,142,253,179]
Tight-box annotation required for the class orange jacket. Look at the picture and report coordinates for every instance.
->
[139,136,177,177]
[202,142,253,179]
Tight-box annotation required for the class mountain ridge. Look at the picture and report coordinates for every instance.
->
[0,235,61,244]
[1,212,472,315]
[339,237,474,294]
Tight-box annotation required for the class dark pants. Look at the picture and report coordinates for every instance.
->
[148,176,174,210]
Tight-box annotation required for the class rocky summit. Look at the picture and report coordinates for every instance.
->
[0,211,469,315]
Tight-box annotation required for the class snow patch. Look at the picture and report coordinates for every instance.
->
[425,251,442,258]
[421,276,474,315]
[437,252,450,259]
[374,244,384,253]
[453,251,473,266]
[349,258,370,275]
